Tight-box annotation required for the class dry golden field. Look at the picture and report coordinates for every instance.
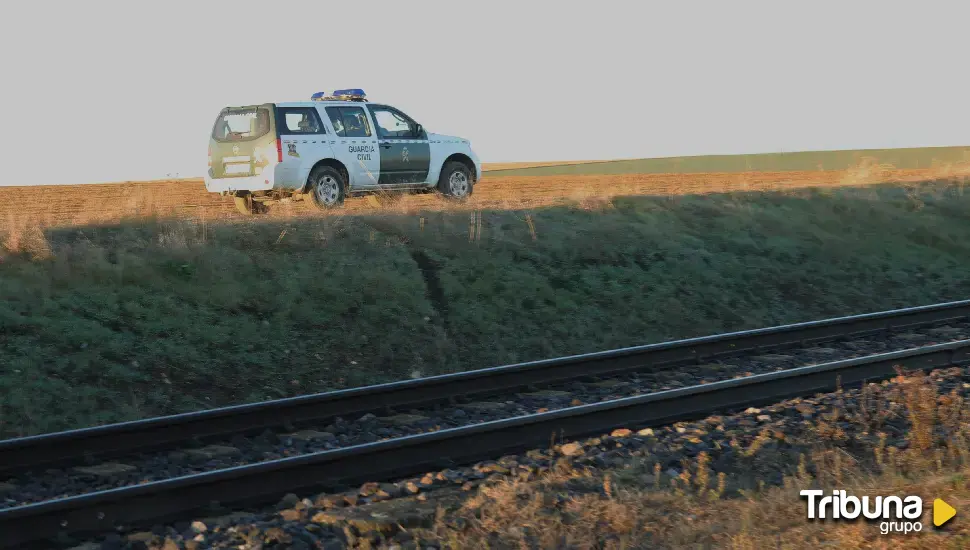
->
[1,162,967,231]
[481,160,608,171]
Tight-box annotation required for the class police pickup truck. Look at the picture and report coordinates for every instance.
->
[205,89,481,214]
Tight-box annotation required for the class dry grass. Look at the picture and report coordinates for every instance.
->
[1,162,968,236]
[1,215,52,260]
[482,160,609,171]
[419,372,970,548]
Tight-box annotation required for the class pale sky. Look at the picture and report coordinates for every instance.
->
[1,1,968,186]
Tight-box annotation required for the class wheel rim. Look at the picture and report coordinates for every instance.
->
[449,171,469,197]
[315,175,339,205]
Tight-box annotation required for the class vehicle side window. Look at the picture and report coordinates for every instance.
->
[325,107,372,138]
[277,107,325,134]
[369,106,414,138]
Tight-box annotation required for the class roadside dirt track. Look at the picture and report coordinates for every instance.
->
[0,166,964,230]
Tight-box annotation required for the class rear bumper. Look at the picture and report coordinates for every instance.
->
[204,166,277,193]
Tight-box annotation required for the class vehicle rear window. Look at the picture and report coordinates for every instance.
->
[212,107,271,142]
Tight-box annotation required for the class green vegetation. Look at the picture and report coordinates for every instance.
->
[2,181,970,438]
[486,145,970,176]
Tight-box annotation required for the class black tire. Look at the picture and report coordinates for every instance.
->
[306,166,346,210]
[437,161,474,200]
[233,193,268,215]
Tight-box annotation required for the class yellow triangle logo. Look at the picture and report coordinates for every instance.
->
[934,498,956,527]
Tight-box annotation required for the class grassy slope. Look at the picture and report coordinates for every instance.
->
[485,145,970,176]
[2,181,970,437]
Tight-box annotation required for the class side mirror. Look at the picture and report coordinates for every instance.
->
[413,124,423,137]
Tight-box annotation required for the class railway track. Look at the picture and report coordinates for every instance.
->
[1,300,970,547]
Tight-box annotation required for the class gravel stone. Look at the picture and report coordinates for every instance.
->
[560,442,584,456]
[285,430,337,442]
[518,390,572,399]
[184,445,241,461]
[381,414,428,426]
[73,463,137,477]
[190,520,207,533]
[461,401,506,412]
[753,354,792,363]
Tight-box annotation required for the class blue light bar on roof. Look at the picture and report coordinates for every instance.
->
[332,88,366,99]
[310,89,367,101]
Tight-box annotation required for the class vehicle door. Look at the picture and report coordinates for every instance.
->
[276,106,329,189]
[367,104,431,185]
[208,104,275,180]
[323,105,380,189]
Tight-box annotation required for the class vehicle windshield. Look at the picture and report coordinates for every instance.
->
[211,107,271,142]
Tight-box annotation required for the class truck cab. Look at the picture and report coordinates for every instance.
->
[205,89,481,214]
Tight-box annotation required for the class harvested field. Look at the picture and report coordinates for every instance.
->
[481,160,607,171]
[487,145,970,176]
[1,164,968,230]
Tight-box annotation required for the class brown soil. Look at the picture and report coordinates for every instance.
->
[482,160,607,171]
[1,166,965,229]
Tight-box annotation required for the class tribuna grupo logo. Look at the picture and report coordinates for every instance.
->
[800,489,956,535]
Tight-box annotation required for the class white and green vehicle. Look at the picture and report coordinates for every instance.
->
[206,89,481,214]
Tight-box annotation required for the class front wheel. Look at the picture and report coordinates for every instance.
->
[437,161,474,201]
[306,166,346,210]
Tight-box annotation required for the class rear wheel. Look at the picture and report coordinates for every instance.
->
[306,166,345,210]
[233,193,268,215]
[437,161,473,200]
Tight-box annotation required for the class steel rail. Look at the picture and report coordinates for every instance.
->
[1,300,968,478]
[2,340,969,548]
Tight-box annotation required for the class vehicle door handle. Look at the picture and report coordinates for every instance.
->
[380,144,392,149]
